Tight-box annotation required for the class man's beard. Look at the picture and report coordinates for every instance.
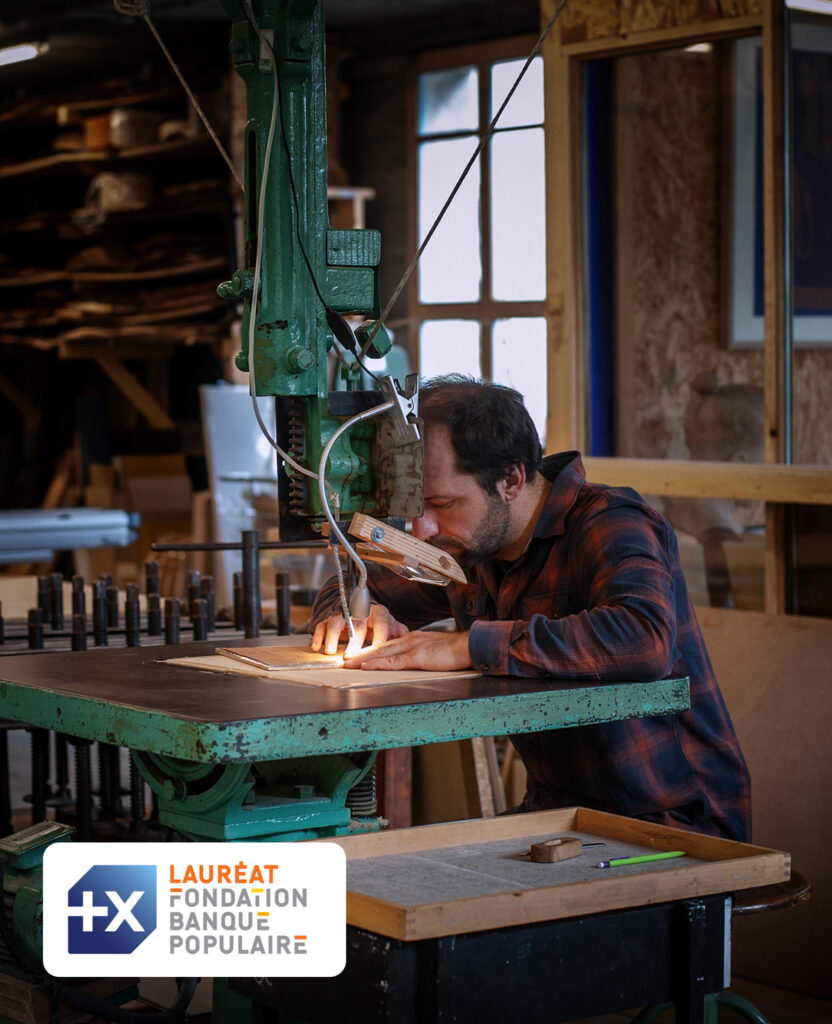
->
[431,495,511,573]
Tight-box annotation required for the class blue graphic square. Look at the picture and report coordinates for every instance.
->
[67,865,156,954]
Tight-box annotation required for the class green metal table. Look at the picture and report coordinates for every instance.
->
[0,638,689,842]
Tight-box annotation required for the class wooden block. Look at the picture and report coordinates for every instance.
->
[83,112,111,150]
[530,836,583,863]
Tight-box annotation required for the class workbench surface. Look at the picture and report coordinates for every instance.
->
[0,637,690,763]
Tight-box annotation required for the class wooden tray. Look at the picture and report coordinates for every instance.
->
[325,807,789,941]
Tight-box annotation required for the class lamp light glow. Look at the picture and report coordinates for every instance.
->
[0,42,49,67]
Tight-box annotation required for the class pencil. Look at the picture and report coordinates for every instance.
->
[596,851,686,869]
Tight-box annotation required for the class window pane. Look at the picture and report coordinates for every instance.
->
[419,320,481,379]
[666,512,764,612]
[418,66,478,135]
[789,17,832,467]
[581,41,765,461]
[580,42,768,611]
[490,56,544,128]
[726,36,763,347]
[492,317,547,444]
[418,137,482,303]
[490,127,546,300]
[788,16,832,618]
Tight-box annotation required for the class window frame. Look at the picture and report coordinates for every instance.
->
[543,0,832,613]
[408,35,545,384]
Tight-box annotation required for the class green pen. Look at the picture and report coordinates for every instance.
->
[596,850,686,869]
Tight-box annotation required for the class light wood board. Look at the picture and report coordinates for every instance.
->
[215,645,348,671]
[164,652,481,689]
[318,807,790,940]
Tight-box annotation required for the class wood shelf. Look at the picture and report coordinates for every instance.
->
[0,86,180,127]
[0,192,227,237]
[0,257,226,290]
[0,135,220,180]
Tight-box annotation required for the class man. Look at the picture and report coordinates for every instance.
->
[310,376,751,842]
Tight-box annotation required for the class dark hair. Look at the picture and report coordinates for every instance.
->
[418,375,542,494]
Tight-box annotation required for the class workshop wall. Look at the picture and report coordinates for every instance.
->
[698,606,832,1002]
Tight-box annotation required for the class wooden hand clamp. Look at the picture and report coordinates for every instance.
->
[347,513,467,586]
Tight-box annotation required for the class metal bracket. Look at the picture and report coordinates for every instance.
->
[378,374,420,446]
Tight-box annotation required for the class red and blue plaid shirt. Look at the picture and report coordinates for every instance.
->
[313,452,751,841]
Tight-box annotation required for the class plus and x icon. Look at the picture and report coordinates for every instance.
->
[67,890,145,932]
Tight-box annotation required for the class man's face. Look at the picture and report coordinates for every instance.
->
[412,425,510,571]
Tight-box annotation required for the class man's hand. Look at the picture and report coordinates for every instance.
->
[310,603,409,657]
[343,630,472,672]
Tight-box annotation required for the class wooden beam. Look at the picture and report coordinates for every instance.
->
[376,748,413,830]
[418,35,537,72]
[544,0,583,452]
[762,0,787,612]
[584,457,832,506]
[764,503,787,614]
[93,354,175,431]
[41,448,77,509]
[560,14,763,59]
[0,368,40,427]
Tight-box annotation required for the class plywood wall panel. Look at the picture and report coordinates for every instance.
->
[698,606,832,999]
[794,351,832,466]
[615,48,764,462]
[614,46,832,470]
[560,1,620,46]
[560,0,761,46]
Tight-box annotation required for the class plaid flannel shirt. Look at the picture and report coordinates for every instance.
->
[312,452,751,841]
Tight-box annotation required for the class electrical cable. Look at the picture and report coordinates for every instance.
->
[234,5,345,510]
[360,0,570,358]
[114,0,342,492]
[239,3,379,381]
[112,0,243,189]
[317,399,395,594]
[118,0,568,595]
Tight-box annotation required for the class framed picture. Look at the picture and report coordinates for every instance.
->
[727,26,832,347]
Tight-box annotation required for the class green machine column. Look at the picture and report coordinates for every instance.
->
[218,0,387,521]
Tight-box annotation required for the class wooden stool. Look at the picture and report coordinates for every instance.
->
[633,870,811,1024]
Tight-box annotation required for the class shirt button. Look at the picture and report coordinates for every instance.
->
[466,599,475,611]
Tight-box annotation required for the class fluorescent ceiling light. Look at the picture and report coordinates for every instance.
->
[0,42,49,67]
[785,0,832,13]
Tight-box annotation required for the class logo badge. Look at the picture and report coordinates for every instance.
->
[44,843,344,976]
[67,865,156,954]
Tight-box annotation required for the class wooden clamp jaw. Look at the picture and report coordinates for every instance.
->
[347,513,467,586]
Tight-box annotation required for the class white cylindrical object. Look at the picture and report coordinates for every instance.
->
[0,508,140,553]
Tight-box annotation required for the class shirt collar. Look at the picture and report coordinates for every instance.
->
[533,451,585,539]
